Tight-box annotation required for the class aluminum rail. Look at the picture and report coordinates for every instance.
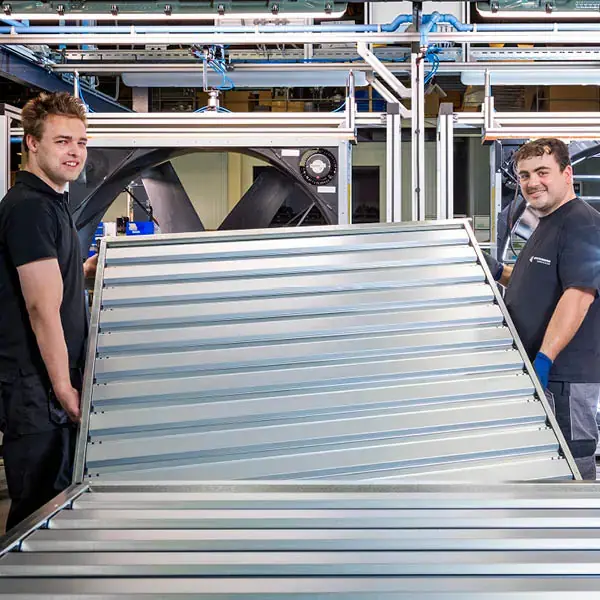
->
[73,220,578,484]
[8,109,359,147]
[49,60,600,74]
[2,31,600,46]
[453,107,600,141]
[3,481,600,597]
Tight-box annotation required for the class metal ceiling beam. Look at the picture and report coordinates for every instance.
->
[55,46,600,62]
[1,31,600,46]
[51,60,600,74]
[0,47,129,112]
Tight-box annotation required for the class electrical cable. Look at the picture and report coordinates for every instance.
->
[124,188,160,227]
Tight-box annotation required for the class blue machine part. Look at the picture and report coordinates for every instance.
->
[126,221,155,236]
[88,222,105,257]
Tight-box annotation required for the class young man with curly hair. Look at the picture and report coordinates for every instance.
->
[0,92,96,530]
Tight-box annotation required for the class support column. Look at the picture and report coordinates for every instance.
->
[337,141,351,225]
[436,102,454,220]
[490,142,503,260]
[386,104,402,222]
[361,50,410,224]
[411,52,425,221]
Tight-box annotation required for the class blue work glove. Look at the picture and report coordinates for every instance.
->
[533,351,553,389]
[482,252,504,282]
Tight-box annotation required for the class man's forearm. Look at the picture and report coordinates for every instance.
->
[499,264,513,287]
[27,306,71,392]
[540,287,595,361]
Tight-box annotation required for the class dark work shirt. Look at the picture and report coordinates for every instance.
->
[0,171,88,376]
[504,198,600,382]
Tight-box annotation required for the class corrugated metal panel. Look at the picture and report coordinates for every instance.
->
[77,221,577,482]
[3,481,600,596]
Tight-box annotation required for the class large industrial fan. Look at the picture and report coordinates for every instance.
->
[70,146,344,253]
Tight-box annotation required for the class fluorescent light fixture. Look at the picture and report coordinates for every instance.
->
[461,70,600,86]
[122,70,367,88]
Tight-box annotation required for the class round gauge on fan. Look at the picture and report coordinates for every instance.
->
[299,149,337,186]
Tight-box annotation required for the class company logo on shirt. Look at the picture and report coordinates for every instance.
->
[529,256,552,266]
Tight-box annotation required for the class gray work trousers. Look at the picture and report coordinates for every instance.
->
[546,381,600,481]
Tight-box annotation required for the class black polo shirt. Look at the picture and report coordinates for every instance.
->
[0,171,88,376]
[504,198,600,382]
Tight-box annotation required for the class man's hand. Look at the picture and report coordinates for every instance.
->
[54,383,81,423]
[482,252,504,281]
[83,253,98,279]
[482,252,513,286]
[533,351,553,389]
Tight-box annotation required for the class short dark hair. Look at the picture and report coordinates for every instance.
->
[513,138,571,172]
[21,92,87,156]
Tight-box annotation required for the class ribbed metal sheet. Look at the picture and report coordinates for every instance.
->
[77,221,577,482]
[3,482,600,597]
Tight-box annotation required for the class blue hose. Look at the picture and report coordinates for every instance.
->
[379,14,413,33]
[420,12,442,47]
[432,13,472,32]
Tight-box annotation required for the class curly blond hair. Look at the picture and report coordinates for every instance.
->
[21,92,87,156]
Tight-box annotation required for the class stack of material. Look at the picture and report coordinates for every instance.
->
[2,481,600,597]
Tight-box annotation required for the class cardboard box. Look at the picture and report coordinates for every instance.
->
[287,101,304,113]
[225,91,251,103]
[271,100,287,112]
[547,86,599,112]
[461,86,485,112]
[225,102,251,113]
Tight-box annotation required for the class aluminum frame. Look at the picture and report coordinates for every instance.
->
[411,52,426,221]
[436,103,454,221]
[0,43,409,224]
[72,219,579,484]
[2,103,356,224]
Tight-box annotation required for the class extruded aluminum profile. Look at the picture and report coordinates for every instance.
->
[74,220,579,483]
[4,482,600,596]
